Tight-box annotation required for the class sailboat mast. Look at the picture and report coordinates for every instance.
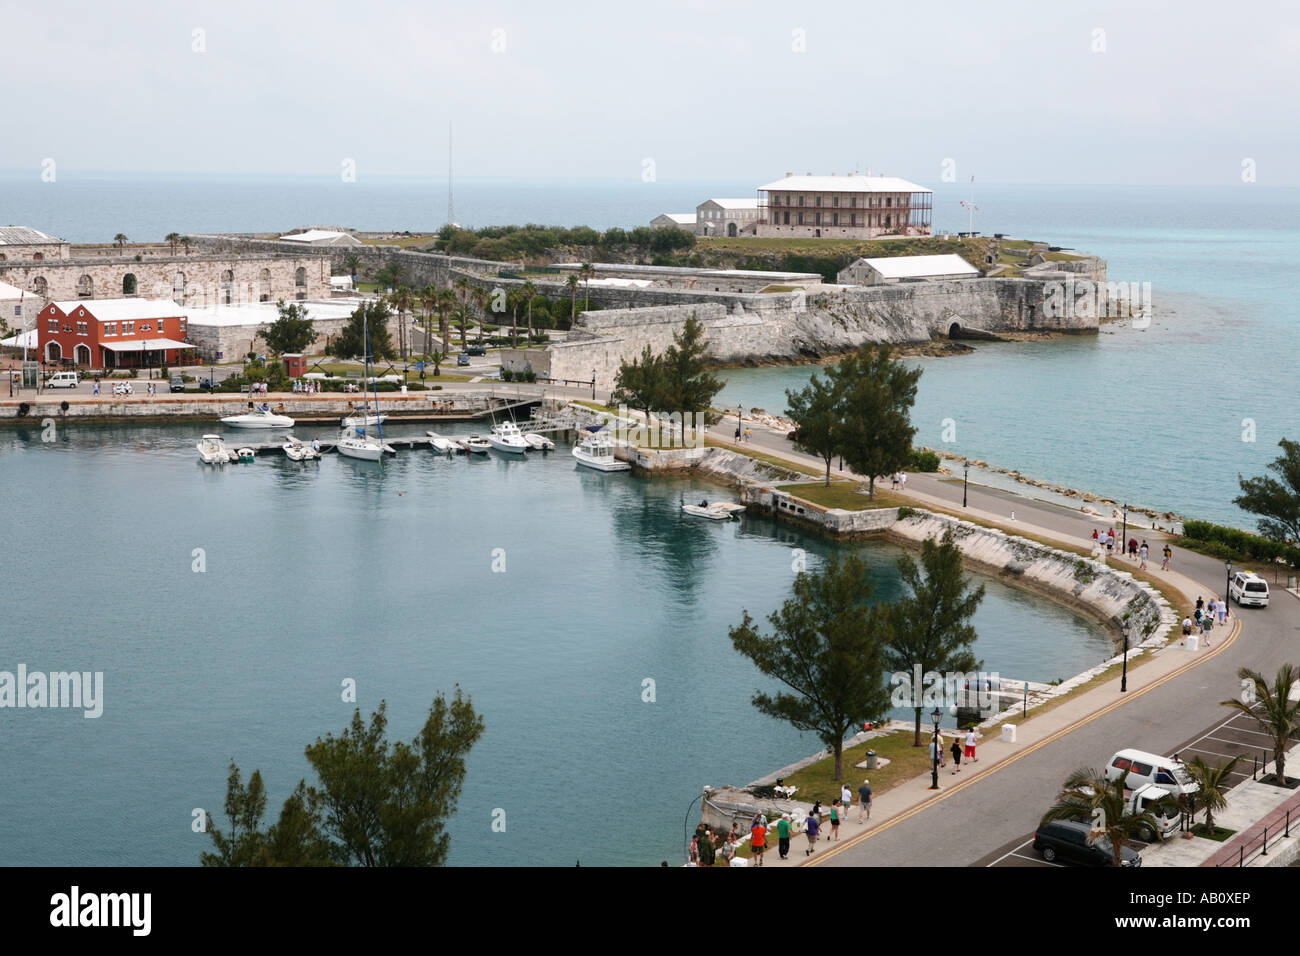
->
[365,309,384,441]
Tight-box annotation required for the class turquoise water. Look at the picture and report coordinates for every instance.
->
[0,421,1108,866]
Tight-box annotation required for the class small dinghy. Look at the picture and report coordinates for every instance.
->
[197,434,236,464]
[283,435,320,461]
[524,433,555,451]
[237,447,256,463]
[426,431,457,454]
[464,435,492,456]
[682,500,746,521]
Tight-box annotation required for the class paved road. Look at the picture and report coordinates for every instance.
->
[705,415,1300,868]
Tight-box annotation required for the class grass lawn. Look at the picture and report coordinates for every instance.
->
[361,235,436,248]
[1190,823,1236,841]
[1043,251,1086,262]
[775,480,907,511]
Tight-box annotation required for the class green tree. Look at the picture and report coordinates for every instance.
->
[305,692,484,866]
[786,369,842,486]
[522,280,539,342]
[262,301,315,355]
[579,262,595,311]
[611,345,666,427]
[435,287,456,353]
[883,528,985,746]
[658,312,723,414]
[566,273,580,323]
[201,765,333,867]
[1040,768,1179,866]
[1235,439,1300,543]
[385,286,415,359]
[834,345,922,498]
[334,300,394,361]
[114,233,128,248]
[165,232,180,255]
[180,235,193,255]
[729,553,892,781]
[1221,664,1300,785]
[1181,755,1243,835]
[453,301,474,350]
[343,252,361,279]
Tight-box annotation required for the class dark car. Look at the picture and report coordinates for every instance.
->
[456,353,471,367]
[169,375,185,393]
[1032,820,1141,867]
[466,344,487,356]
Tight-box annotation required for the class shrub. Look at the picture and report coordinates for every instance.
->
[908,449,941,472]
[1179,519,1300,568]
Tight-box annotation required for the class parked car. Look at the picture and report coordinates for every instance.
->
[1229,571,1270,607]
[466,344,487,356]
[47,371,80,388]
[1104,749,1198,797]
[168,375,185,393]
[1032,819,1142,866]
[457,353,471,367]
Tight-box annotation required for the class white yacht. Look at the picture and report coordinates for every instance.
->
[336,425,385,461]
[487,421,529,455]
[572,432,630,472]
[221,405,295,429]
[196,434,236,464]
[342,407,386,429]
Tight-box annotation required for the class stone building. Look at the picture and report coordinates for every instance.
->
[183,299,362,362]
[279,229,364,247]
[0,226,70,262]
[649,213,696,232]
[0,279,44,331]
[0,252,330,306]
[695,199,759,237]
[837,254,980,285]
[757,173,932,239]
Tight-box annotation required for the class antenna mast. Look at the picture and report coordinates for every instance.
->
[447,121,454,227]
[960,176,979,235]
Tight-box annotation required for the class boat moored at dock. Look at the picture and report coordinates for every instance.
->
[221,405,295,429]
[682,500,746,520]
[572,433,630,472]
[488,421,529,455]
[196,434,236,464]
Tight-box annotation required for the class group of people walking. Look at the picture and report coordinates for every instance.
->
[1182,594,1227,645]
[1091,527,1162,569]
[928,727,982,775]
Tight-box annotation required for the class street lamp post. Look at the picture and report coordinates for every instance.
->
[1226,560,1233,614]
[591,368,596,401]
[1121,624,1130,693]
[737,406,744,442]
[962,460,970,508]
[1121,503,1129,560]
[928,707,942,790]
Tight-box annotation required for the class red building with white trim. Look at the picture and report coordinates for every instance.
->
[38,298,197,369]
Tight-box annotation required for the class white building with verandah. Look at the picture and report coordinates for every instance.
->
[757,174,933,239]
[279,229,364,247]
[837,253,980,286]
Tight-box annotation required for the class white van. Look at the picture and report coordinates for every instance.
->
[1229,571,1270,607]
[1104,749,1198,797]
[47,371,79,388]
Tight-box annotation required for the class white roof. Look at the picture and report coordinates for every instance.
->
[52,298,186,321]
[184,299,359,327]
[759,174,931,194]
[700,198,759,210]
[279,229,350,242]
[0,329,37,348]
[100,338,195,352]
[586,277,654,289]
[655,213,697,224]
[0,280,30,299]
[857,254,979,279]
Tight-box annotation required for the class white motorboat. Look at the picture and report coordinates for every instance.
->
[236,447,256,463]
[222,405,295,429]
[487,421,529,455]
[524,432,555,451]
[283,435,320,461]
[464,435,492,455]
[336,426,385,461]
[682,500,746,521]
[426,431,457,454]
[572,432,630,472]
[196,434,236,464]
[342,408,386,429]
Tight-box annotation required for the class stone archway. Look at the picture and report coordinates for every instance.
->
[74,343,91,365]
[727,222,738,237]
[33,252,44,261]
[948,321,962,338]
[173,271,186,304]
[33,276,48,296]
[76,275,93,298]
[46,341,62,362]
[123,273,137,295]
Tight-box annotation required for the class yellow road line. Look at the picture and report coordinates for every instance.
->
[807,616,1243,866]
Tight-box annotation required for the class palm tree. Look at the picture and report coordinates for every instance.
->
[180,236,193,256]
[435,288,456,355]
[469,286,488,343]
[1041,767,1179,866]
[343,252,361,281]
[165,233,180,255]
[579,262,595,311]
[522,280,538,343]
[566,274,580,324]
[1222,664,1300,785]
[1181,755,1243,835]
[114,233,128,249]
[454,301,474,350]
[385,286,415,359]
[419,285,438,359]
[507,289,523,347]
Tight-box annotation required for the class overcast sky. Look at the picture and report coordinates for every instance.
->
[6,0,1298,186]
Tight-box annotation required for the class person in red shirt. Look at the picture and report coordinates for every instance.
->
[750,815,768,867]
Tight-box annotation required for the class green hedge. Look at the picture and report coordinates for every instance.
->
[908,449,941,472]
[1180,519,1300,568]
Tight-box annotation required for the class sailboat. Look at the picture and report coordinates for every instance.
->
[337,313,393,461]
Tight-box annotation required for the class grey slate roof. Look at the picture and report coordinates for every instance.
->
[0,225,64,246]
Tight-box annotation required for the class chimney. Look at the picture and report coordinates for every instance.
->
[785,171,793,177]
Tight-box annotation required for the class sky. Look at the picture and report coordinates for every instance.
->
[4,0,1299,186]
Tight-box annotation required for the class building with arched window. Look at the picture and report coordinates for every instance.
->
[37,299,195,369]
[0,226,70,261]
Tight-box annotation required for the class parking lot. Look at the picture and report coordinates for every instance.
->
[979,706,1300,867]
